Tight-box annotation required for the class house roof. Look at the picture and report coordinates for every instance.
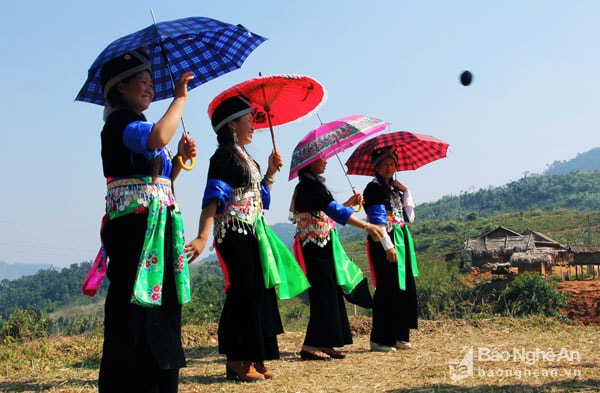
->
[521,229,562,245]
[478,226,522,239]
[510,251,553,267]
[568,245,600,253]
[464,234,535,257]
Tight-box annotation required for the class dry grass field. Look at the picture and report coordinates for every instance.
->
[1,316,599,393]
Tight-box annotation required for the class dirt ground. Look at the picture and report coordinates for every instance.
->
[556,280,600,325]
[468,268,600,326]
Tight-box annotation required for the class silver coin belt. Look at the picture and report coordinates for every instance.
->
[214,182,263,243]
[105,176,177,219]
[294,211,336,248]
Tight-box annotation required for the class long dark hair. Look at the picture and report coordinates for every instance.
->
[375,171,392,191]
[296,164,332,217]
[298,164,326,188]
[215,118,254,185]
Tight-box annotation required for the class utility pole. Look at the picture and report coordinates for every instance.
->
[587,215,591,245]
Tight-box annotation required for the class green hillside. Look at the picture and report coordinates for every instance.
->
[416,171,600,221]
[415,147,600,221]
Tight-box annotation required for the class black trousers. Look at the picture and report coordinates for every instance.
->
[216,231,283,361]
[368,230,418,346]
[100,213,185,393]
[302,242,352,348]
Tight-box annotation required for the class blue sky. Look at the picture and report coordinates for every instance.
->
[1,1,598,267]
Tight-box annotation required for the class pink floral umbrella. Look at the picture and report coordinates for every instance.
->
[289,115,390,180]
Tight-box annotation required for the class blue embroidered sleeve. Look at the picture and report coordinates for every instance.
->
[161,150,172,178]
[366,204,387,224]
[260,181,271,210]
[324,201,353,225]
[202,179,232,214]
[123,120,163,160]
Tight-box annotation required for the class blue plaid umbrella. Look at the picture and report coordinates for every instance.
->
[76,16,267,105]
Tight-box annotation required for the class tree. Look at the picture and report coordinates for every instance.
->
[182,262,226,325]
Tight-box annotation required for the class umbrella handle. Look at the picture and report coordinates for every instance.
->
[264,107,281,171]
[177,156,195,171]
[351,188,362,212]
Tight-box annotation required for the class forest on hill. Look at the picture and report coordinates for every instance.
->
[416,171,600,221]
[417,146,600,221]
[1,159,600,336]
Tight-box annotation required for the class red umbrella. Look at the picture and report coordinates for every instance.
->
[345,131,449,176]
[207,74,326,151]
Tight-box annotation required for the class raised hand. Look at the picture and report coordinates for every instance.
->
[268,150,283,174]
[174,72,194,99]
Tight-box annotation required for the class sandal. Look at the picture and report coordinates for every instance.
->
[319,347,346,359]
[300,350,331,361]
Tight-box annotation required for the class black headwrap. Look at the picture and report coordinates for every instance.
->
[100,48,151,100]
[210,94,253,133]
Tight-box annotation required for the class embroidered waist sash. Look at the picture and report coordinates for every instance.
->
[105,176,176,219]
[214,185,262,243]
[215,213,310,300]
[255,215,310,300]
[385,211,404,231]
[391,223,419,290]
[293,227,364,294]
[83,176,191,307]
[293,211,336,247]
[330,229,364,293]
[366,219,418,290]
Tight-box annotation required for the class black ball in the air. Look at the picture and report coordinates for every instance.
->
[460,70,472,86]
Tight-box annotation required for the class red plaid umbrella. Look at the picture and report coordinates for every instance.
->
[345,131,449,175]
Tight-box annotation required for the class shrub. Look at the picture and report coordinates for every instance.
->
[416,260,472,319]
[494,273,568,319]
[1,307,50,343]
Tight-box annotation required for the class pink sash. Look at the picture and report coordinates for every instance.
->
[293,234,307,275]
[81,215,108,297]
[215,242,232,294]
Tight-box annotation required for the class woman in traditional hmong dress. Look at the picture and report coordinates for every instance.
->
[186,95,309,381]
[291,158,384,361]
[96,49,195,392]
[363,147,419,353]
